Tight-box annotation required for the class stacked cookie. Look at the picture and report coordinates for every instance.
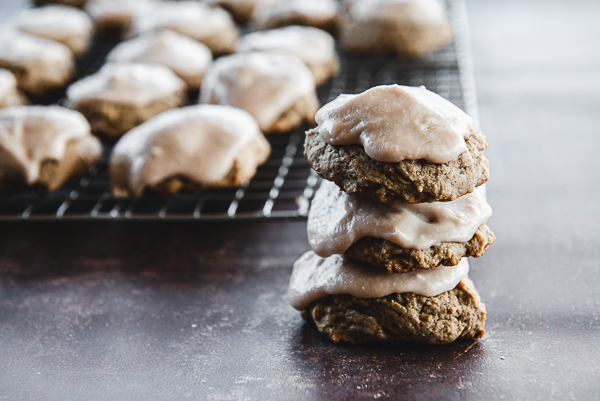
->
[288,84,495,344]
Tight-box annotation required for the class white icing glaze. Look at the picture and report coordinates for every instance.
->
[128,1,239,53]
[316,85,473,163]
[308,180,492,256]
[0,105,91,184]
[288,251,469,310]
[252,0,338,27]
[236,26,337,84]
[347,0,448,24]
[15,5,94,56]
[110,104,267,196]
[107,30,212,90]
[66,63,185,106]
[200,52,316,131]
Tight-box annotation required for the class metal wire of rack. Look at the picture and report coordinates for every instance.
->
[0,0,477,221]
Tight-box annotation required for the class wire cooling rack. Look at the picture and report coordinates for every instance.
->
[0,0,477,221]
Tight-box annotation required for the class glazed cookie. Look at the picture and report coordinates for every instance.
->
[305,85,490,203]
[288,252,485,344]
[339,0,453,57]
[0,106,102,192]
[127,1,239,54]
[85,0,160,35]
[206,0,275,23]
[0,69,27,109]
[110,104,271,197]
[200,52,319,134]
[107,30,212,91]
[237,26,339,86]
[15,5,94,57]
[66,63,187,140]
[308,180,495,273]
[0,31,75,97]
[251,0,338,31]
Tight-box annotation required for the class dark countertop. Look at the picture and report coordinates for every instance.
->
[2,0,600,399]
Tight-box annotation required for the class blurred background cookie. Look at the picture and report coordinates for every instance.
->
[110,104,271,197]
[107,30,213,91]
[339,0,453,57]
[237,26,338,86]
[84,0,160,36]
[127,1,239,55]
[66,63,187,140]
[14,5,94,57]
[251,0,338,31]
[0,105,101,192]
[0,30,74,98]
[200,52,319,134]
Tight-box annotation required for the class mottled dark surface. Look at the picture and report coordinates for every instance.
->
[2,0,600,399]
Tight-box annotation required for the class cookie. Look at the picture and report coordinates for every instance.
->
[308,180,494,272]
[237,25,339,86]
[0,69,27,109]
[200,52,319,134]
[66,63,187,140]
[207,0,275,23]
[15,5,94,57]
[0,105,102,192]
[288,252,484,344]
[347,224,495,273]
[127,1,239,54]
[0,31,75,97]
[305,85,490,203]
[306,277,485,344]
[107,30,212,91]
[339,0,453,57]
[251,0,338,31]
[85,0,159,36]
[110,104,271,197]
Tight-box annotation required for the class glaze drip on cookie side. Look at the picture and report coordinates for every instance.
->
[110,104,270,197]
[288,251,469,310]
[308,180,492,256]
[315,85,474,164]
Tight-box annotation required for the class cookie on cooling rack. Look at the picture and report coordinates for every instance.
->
[0,31,75,98]
[107,30,212,91]
[127,1,239,55]
[251,0,338,31]
[200,52,319,134]
[66,63,187,140]
[0,69,27,109]
[288,252,486,344]
[308,180,495,273]
[305,84,489,204]
[0,106,102,192]
[15,5,94,57]
[338,0,453,57]
[236,25,339,86]
[84,0,159,35]
[110,104,271,197]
